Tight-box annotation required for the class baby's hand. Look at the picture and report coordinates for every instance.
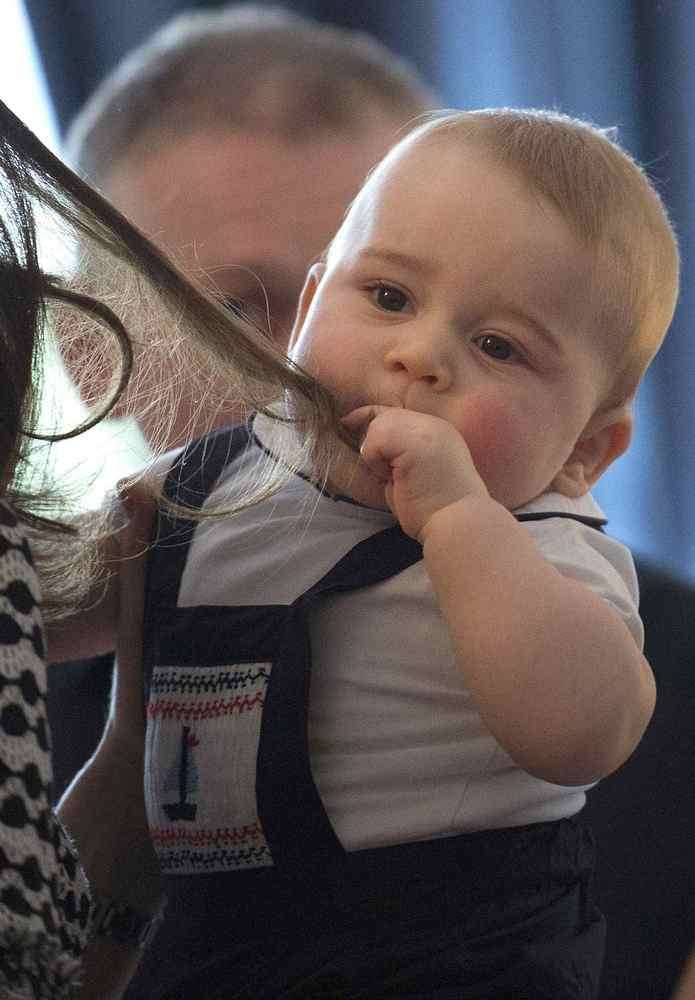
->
[342,406,489,540]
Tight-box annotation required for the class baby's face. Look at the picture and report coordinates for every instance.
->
[289,135,619,510]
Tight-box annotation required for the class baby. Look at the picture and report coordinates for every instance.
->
[63,109,680,999]
[283,108,678,786]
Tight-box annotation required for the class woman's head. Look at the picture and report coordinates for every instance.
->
[0,98,337,614]
[0,92,364,617]
[0,108,135,495]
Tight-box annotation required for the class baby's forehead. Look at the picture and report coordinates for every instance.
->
[332,130,549,260]
[367,129,478,190]
[349,129,535,234]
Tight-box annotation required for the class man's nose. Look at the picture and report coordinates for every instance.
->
[384,325,453,391]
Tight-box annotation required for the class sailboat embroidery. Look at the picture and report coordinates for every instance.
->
[163,725,200,822]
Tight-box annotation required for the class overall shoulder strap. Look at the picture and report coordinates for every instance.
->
[142,423,253,700]
[147,423,252,608]
[515,511,606,532]
[163,422,252,512]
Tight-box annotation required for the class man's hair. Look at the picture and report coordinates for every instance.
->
[65,3,437,185]
[367,109,679,404]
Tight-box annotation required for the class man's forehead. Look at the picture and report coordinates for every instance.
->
[105,127,402,272]
[109,126,399,203]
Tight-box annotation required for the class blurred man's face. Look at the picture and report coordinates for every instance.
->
[98,126,399,446]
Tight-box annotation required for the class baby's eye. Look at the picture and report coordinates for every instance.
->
[475,334,518,362]
[370,283,409,312]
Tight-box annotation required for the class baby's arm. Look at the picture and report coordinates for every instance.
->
[347,406,656,787]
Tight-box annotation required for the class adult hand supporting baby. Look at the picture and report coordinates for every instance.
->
[58,482,162,999]
[342,405,489,541]
[46,482,155,664]
[109,481,156,741]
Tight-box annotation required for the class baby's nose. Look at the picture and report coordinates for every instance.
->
[385,328,453,389]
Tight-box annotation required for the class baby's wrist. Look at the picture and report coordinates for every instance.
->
[419,494,508,546]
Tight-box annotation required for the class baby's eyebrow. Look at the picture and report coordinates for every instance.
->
[354,246,439,279]
[496,304,563,356]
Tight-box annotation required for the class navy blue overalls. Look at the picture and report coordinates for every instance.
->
[125,424,606,1000]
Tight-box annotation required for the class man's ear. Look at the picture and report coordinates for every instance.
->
[287,262,326,353]
[551,405,633,498]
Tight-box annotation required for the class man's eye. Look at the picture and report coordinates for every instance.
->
[223,297,271,330]
[372,284,409,312]
[223,296,248,318]
[476,334,517,361]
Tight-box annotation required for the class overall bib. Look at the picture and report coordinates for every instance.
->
[126,425,606,1000]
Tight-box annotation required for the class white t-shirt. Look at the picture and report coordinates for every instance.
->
[178,415,642,851]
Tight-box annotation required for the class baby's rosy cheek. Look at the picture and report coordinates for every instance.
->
[457,399,537,501]
[461,401,522,469]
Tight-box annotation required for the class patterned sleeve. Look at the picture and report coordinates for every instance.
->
[0,502,92,999]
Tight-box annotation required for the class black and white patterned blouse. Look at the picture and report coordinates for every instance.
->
[0,501,91,998]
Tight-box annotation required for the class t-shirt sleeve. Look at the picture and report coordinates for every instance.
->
[522,516,644,650]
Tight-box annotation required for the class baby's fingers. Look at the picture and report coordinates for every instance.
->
[341,406,402,481]
[341,404,394,439]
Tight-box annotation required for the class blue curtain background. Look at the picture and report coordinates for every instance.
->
[25,0,695,580]
[421,0,694,582]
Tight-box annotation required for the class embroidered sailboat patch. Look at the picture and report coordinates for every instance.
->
[163,725,199,822]
[145,662,273,873]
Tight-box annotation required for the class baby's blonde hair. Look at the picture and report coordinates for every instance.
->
[369,108,680,406]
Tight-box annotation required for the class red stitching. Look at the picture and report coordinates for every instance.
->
[150,823,265,847]
[147,690,265,720]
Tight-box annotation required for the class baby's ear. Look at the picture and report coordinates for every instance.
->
[287,262,326,353]
[551,405,633,498]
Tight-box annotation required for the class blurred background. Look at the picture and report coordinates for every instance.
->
[2,0,693,580]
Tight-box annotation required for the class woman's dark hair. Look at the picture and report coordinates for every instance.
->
[0,98,341,617]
